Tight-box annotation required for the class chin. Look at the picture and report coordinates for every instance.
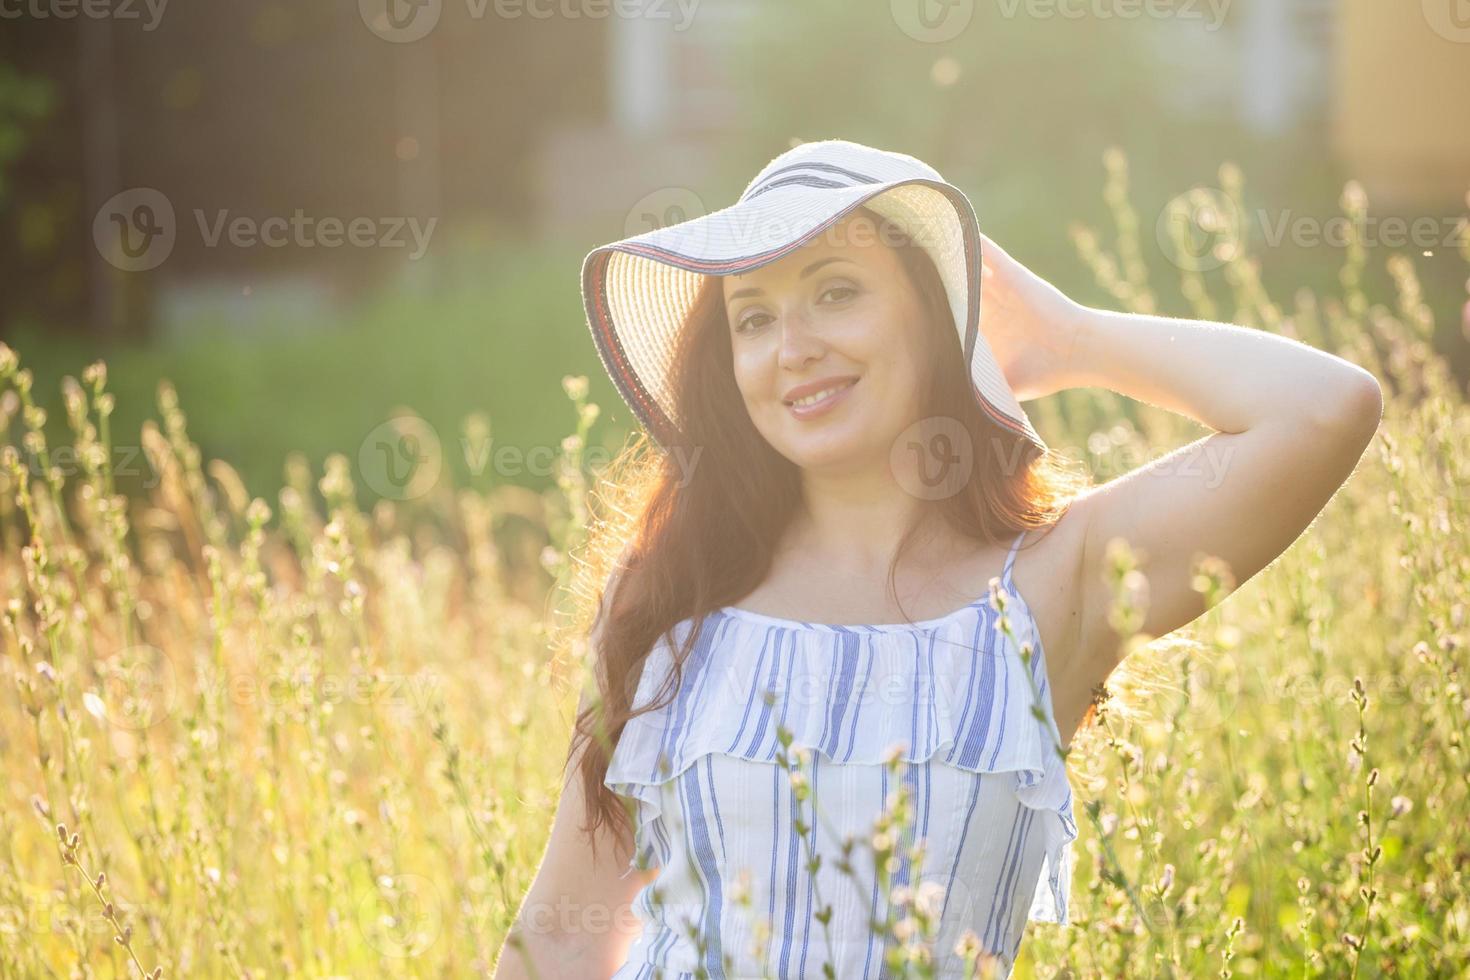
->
[775,424,876,470]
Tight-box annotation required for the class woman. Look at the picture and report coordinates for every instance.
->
[493,140,1382,978]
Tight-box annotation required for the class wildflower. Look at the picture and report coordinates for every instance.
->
[914,880,945,918]
[954,929,983,959]
[561,375,589,401]
[1156,863,1175,895]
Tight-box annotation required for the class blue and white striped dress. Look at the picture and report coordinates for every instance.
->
[605,530,1077,979]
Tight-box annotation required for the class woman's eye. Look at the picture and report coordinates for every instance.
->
[736,312,770,334]
[735,286,856,334]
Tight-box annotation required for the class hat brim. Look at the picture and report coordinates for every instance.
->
[581,177,1048,453]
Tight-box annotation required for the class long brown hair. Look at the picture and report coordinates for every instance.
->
[567,206,1090,863]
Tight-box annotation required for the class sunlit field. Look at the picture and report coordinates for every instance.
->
[2,157,1466,978]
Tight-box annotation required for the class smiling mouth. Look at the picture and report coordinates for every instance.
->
[784,378,860,408]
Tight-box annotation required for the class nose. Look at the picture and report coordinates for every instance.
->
[776,306,823,371]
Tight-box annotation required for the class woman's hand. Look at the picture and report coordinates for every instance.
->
[976,232,1088,401]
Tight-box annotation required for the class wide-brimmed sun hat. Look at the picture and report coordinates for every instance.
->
[579,138,1048,453]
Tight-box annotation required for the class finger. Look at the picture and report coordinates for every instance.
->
[978,231,1013,265]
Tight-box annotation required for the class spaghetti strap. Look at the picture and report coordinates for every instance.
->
[1002,528,1028,587]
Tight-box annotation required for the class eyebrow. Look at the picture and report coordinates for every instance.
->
[725,257,855,304]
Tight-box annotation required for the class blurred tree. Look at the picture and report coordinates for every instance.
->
[0,61,54,203]
[0,57,59,340]
[0,3,603,342]
[724,0,1174,219]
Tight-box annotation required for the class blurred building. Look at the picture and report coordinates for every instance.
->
[0,1,606,340]
[5,0,1465,343]
[1146,0,1468,210]
[1150,0,1337,134]
[533,0,1470,245]
[531,4,756,246]
[1334,0,1470,210]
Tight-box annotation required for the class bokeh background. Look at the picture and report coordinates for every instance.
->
[1,1,1468,977]
[1,0,1467,500]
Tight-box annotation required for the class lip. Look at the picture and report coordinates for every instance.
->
[782,375,861,404]
[784,376,860,420]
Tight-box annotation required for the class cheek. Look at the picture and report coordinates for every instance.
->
[729,345,769,401]
[851,297,913,351]
[864,320,931,409]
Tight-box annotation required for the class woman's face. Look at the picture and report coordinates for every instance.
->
[720,211,933,471]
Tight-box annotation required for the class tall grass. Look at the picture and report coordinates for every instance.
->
[1,155,1466,977]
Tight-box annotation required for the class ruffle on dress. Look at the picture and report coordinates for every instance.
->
[604,590,1078,926]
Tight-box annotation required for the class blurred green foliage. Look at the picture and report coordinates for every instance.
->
[0,61,53,203]
[5,239,624,505]
[9,180,1466,508]
[4,4,1468,503]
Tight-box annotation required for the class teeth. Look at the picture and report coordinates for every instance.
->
[790,380,854,408]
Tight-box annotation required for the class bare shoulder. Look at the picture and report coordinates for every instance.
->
[1005,504,1090,744]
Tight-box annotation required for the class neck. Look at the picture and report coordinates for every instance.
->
[787,466,945,573]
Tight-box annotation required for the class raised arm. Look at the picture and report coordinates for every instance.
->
[1059,304,1383,712]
